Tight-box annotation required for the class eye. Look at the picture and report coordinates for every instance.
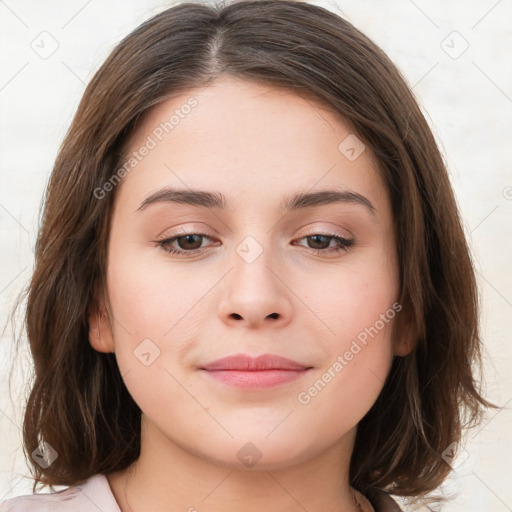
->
[157,233,217,257]
[294,233,355,255]
[156,231,355,258]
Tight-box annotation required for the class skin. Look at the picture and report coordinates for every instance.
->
[89,76,411,512]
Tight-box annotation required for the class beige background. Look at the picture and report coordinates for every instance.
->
[1,0,511,510]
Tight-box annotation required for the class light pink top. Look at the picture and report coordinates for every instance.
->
[0,474,121,512]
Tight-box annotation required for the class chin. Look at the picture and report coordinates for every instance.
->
[192,433,322,471]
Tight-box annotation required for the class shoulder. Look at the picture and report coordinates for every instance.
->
[0,474,121,512]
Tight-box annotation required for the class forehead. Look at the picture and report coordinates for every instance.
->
[118,76,388,215]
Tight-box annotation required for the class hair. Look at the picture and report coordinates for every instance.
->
[16,0,494,501]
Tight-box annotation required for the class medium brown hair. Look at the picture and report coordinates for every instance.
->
[18,0,493,500]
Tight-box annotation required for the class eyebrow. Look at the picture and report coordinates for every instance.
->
[136,187,376,215]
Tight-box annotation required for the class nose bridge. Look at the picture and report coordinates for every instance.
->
[217,231,292,327]
[230,206,279,275]
[231,232,280,298]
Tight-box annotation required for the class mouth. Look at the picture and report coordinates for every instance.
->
[199,353,313,390]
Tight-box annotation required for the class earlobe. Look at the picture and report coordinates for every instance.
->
[392,310,418,357]
[393,336,415,357]
[88,303,115,353]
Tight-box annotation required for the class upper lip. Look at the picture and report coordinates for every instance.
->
[200,353,311,371]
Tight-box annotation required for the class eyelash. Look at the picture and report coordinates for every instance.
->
[156,231,355,258]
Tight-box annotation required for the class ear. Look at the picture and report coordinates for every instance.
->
[88,297,115,354]
[393,335,415,357]
[392,304,418,357]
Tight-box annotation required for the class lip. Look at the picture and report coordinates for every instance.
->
[199,353,313,390]
[201,353,310,371]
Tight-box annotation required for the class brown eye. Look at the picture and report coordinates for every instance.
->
[157,233,215,256]
[175,234,204,251]
[306,234,332,250]
[294,233,355,255]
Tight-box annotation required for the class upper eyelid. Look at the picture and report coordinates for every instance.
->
[157,221,353,238]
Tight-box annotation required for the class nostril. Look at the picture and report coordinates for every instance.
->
[231,313,243,320]
[268,312,279,319]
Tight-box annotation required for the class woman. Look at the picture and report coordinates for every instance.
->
[1,1,493,510]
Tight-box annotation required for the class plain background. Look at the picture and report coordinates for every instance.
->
[0,0,510,510]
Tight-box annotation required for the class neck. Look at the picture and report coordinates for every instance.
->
[108,416,359,512]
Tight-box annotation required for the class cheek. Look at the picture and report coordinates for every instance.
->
[104,247,219,402]
[295,348,394,444]
[105,246,213,341]
[318,255,399,348]
[104,254,203,423]
[297,252,399,421]
[295,295,398,437]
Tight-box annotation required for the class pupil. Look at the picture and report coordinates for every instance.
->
[309,235,329,249]
[180,234,202,250]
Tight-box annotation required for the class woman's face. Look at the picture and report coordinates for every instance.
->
[91,76,406,469]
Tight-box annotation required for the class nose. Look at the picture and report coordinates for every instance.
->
[217,240,293,329]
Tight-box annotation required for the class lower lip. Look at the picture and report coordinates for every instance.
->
[200,369,311,389]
